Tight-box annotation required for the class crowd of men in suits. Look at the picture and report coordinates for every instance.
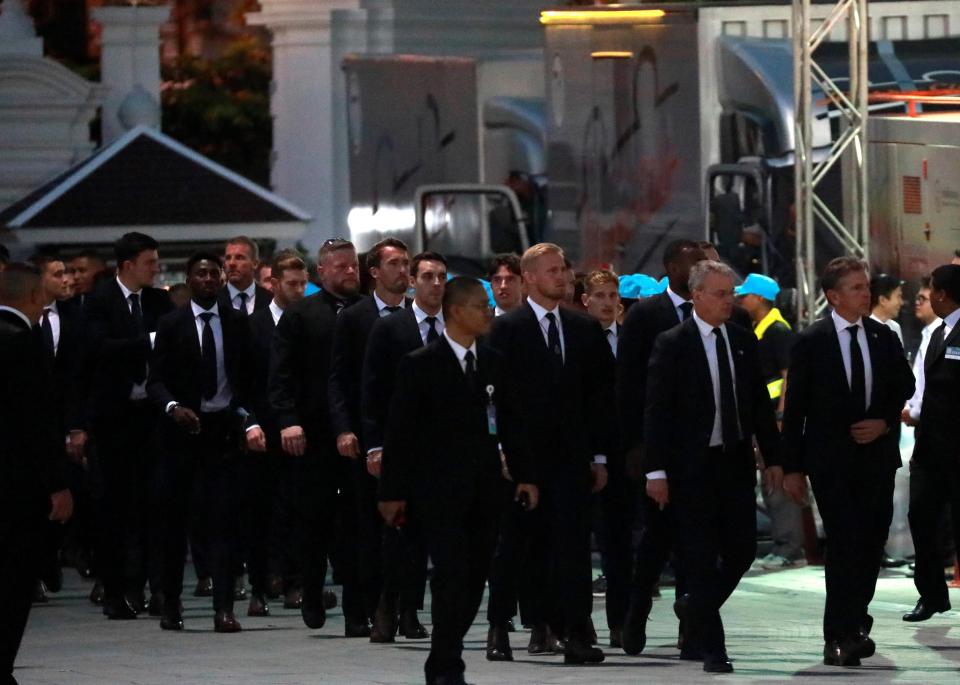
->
[2,234,960,685]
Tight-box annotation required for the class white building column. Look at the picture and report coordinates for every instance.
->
[92,3,170,143]
[248,0,360,251]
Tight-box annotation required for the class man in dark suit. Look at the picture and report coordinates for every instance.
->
[782,257,914,666]
[217,235,272,317]
[616,238,704,654]
[242,251,308,617]
[269,238,365,633]
[379,276,536,685]
[362,251,447,640]
[903,264,960,623]
[644,260,780,673]
[1,263,73,685]
[486,243,615,665]
[147,252,251,633]
[84,232,173,620]
[66,250,106,311]
[329,237,412,637]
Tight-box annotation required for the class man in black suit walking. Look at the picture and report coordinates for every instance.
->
[644,260,781,673]
[782,257,914,666]
[487,242,615,665]
[903,264,960,623]
[361,251,447,640]
[148,252,252,633]
[84,232,173,620]
[379,276,536,685]
[217,236,271,317]
[269,238,365,633]
[1,263,73,685]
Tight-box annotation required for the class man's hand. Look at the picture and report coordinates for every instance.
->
[763,465,784,495]
[624,446,644,481]
[66,430,88,464]
[281,426,306,456]
[49,489,74,523]
[515,483,539,510]
[901,407,919,427]
[367,449,383,478]
[783,473,808,505]
[378,500,406,528]
[850,418,888,445]
[646,478,669,509]
[337,432,360,459]
[246,427,267,452]
[590,463,608,493]
[170,406,201,434]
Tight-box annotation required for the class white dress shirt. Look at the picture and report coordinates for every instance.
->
[191,301,232,412]
[443,329,477,373]
[269,299,284,326]
[374,291,404,317]
[831,310,873,410]
[413,302,444,345]
[906,318,943,420]
[666,286,692,323]
[526,297,566,361]
[942,307,960,341]
[39,300,61,356]
[495,305,507,317]
[869,313,904,346]
[116,276,150,400]
[227,281,257,315]
[604,322,618,358]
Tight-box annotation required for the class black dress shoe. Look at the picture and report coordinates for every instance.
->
[370,602,398,643]
[214,610,242,633]
[33,580,49,604]
[400,609,429,639]
[621,596,651,655]
[506,619,516,632]
[880,553,907,568]
[266,574,283,600]
[193,577,213,598]
[160,611,184,631]
[105,596,138,620]
[301,601,326,629]
[846,633,875,659]
[903,599,951,622]
[703,653,734,673]
[486,624,513,661]
[823,640,860,666]
[41,563,63,594]
[323,589,338,609]
[527,623,555,655]
[563,637,605,664]
[283,587,303,609]
[89,580,105,605]
[247,593,269,617]
[610,628,623,649]
[344,616,372,638]
[233,576,247,601]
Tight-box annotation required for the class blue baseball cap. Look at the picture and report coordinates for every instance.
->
[735,273,780,302]
[619,274,663,299]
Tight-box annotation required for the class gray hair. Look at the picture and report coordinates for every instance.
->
[688,260,737,292]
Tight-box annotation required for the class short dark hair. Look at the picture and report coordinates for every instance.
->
[115,232,159,267]
[870,273,902,307]
[931,264,960,303]
[185,251,223,276]
[820,256,868,294]
[271,249,306,279]
[318,238,356,263]
[411,251,447,277]
[442,276,486,317]
[0,262,42,301]
[29,252,64,272]
[697,240,717,252]
[919,275,932,290]
[366,238,408,270]
[225,235,259,262]
[662,239,701,269]
[488,253,521,279]
[71,249,105,265]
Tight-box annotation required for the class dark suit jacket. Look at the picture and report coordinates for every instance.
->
[488,301,615,474]
[328,296,410,441]
[247,306,279,443]
[0,310,66,513]
[361,308,424,450]
[147,304,250,421]
[84,278,173,419]
[217,283,272,316]
[781,315,914,475]
[913,315,960,467]
[46,299,87,432]
[380,336,531,503]
[643,318,780,479]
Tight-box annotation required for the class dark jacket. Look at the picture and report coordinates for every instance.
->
[216,283,272,315]
[247,305,279,442]
[46,299,88,432]
[912,315,960,467]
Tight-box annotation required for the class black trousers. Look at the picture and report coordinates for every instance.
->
[0,500,44,680]
[908,458,960,608]
[486,482,542,627]
[239,452,281,595]
[93,401,158,603]
[671,454,756,658]
[809,464,895,642]
[155,411,241,613]
[380,511,428,614]
[596,461,635,630]
[331,454,364,622]
[422,475,500,684]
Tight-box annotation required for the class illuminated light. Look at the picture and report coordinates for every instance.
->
[591,51,634,59]
[539,9,666,26]
[347,205,416,236]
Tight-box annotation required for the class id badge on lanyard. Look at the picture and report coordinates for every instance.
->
[485,384,497,436]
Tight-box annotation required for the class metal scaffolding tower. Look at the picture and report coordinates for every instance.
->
[793,0,870,325]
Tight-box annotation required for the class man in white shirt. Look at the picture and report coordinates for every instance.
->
[218,236,271,317]
[869,273,905,345]
[903,276,942,425]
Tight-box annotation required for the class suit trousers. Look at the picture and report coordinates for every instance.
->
[809,462,895,642]
[486,482,542,627]
[330,454,365,622]
[629,482,684,604]
[671,451,757,658]
[239,452,281,595]
[596,463,635,630]
[421,476,500,684]
[0,501,44,679]
[380,508,428,614]
[155,410,240,613]
[908,458,960,608]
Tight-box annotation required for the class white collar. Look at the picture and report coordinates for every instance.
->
[191,301,220,318]
[0,305,32,328]
[526,296,561,322]
[604,321,618,336]
[831,309,863,333]
[269,299,284,324]
[413,300,443,325]
[922,318,943,336]
[693,310,725,338]
[227,281,256,300]
[666,285,690,309]
[373,291,404,313]
[868,312,888,325]
[942,307,960,330]
[443,329,476,362]
[44,300,58,314]
[116,276,141,299]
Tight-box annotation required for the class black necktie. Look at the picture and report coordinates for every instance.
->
[925,323,946,372]
[464,349,477,391]
[384,305,401,315]
[679,301,693,321]
[199,312,218,401]
[41,308,55,358]
[847,325,866,413]
[237,292,249,318]
[545,312,563,371]
[713,327,740,450]
[129,292,144,334]
[425,316,439,343]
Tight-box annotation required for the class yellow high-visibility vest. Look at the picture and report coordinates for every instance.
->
[754,308,791,399]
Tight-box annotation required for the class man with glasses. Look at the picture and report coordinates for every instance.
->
[902,277,942,427]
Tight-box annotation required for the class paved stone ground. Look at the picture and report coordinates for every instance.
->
[15,564,960,684]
